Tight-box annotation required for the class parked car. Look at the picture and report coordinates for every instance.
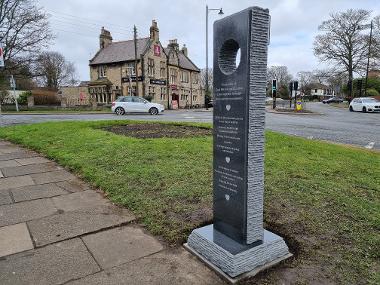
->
[349,97,380,113]
[322,97,344,104]
[111,96,164,115]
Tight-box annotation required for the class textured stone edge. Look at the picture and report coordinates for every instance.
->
[184,243,292,284]
[246,7,270,243]
[187,228,290,278]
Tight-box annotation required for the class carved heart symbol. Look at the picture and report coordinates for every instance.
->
[226,104,231,111]
[225,194,230,201]
[225,156,230,163]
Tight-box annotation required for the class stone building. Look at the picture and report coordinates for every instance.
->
[58,81,90,107]
[88,21,203,109]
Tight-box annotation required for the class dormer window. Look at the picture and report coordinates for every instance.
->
[98,66,107,78]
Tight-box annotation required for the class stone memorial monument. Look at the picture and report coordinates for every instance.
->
[185,6,291,281]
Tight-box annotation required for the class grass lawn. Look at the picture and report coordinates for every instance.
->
[0,120,379,284]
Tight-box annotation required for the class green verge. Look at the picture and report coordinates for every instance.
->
[0,120,378,284]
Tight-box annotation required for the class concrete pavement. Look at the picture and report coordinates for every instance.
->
[0,140,223,285]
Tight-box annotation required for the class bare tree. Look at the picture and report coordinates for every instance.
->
[313,9,371,97]
[34,51,78,89]
[0,0,53,74]
[297,71,316,94]
[267,66,292,85]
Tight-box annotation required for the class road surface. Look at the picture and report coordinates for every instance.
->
[0,103,379,150]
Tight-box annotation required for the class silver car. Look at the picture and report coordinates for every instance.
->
[111,96,165,115]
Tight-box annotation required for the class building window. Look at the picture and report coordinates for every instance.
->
[192,73,199,84]
[160,87,166,100]
[126,63,135,76]
[181,71,189,83]
[127,86,136,96]
[98,66,106,78]
[170,68,177,84]
[148,86,155,98]
[148,58,155,77]
[160,61,166,78]
[315,89,318,93]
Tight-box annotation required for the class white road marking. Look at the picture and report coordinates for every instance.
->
[184,116,195,119]
[365,142,375,149]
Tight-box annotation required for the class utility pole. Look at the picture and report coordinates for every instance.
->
[364,20,373,96]
[134,25,139,97]
[205,5,224,108]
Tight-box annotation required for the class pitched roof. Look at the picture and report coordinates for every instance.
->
[309,83,329,89]
[164,48,199,72]
[90,38,150,65]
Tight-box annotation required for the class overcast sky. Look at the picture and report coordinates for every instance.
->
[38,0,380,81]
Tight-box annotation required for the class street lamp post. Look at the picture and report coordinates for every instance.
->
[205,5,223,108]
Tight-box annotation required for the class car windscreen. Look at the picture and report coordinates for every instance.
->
[362,99,378,103]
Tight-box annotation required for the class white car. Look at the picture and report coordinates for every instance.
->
[349,97,380,113]
[111,96,164,115]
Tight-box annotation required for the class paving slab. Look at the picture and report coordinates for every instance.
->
[1,162,60,177]
[52,190,107,212]
[0,198,57,227]
[0,175,35,191]
[0,146,24,154]
[82,226,164,269]
[11,183,68,202]
[31,169,76,184]
[0,191,13,205]
[0,238,100,285]
[28,204,135,247]
[56,179,90,192]
[0,223,34,258]
[0,160,20,168]
[0,151,37,161]
[67,248,223,285]
[15,157,51,166]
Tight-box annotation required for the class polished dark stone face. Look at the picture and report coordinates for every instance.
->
[213,9,252,243]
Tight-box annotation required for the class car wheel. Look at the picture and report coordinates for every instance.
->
[149,107,158,115]
[115,107,125,115]
[362,107,367,113]
[349,106,353,112]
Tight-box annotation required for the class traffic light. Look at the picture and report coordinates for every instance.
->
[293,81,298,91]
[272,79,277,91]
[289,82,293,92]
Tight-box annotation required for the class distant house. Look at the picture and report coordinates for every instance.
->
[58,81,90,107]
[309,83,334,100]
[368,69,380,79]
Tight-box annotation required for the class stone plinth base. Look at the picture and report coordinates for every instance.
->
[186,225,291,280]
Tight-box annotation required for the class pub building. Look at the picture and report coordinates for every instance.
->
[88,20,203,109]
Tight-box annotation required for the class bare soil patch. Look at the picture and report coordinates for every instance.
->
[104,123,212,139]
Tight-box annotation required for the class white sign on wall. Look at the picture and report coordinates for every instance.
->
[0,43,4,67]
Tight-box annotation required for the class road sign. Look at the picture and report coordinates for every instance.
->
[0,43,4,67]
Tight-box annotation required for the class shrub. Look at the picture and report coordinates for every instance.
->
[17,91,32,105]
[365,88,379,97]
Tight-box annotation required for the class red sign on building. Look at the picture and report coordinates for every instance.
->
[154,45,161,56]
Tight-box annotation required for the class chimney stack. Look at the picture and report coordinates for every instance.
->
[168,39,179,51]
[181,44,188,57]
[150,20,159,42]
[99,27,112,49]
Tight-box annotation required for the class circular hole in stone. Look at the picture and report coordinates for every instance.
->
[218,39,241,75]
